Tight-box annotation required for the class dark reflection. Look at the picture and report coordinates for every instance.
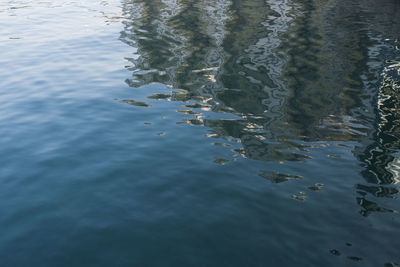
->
[360,58,400,186]
[348,0,400,216]
[119,0,400,214]
[357,196,395,217]
[259,170,302,184]
[120,99,150,107]
[356,57,400,215]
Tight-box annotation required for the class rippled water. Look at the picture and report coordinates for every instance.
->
[1,0,400,266]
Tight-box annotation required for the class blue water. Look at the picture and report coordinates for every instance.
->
[1,0,400,266]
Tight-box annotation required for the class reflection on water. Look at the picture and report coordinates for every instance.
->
[120,0,400,215]
[1,0,400,265]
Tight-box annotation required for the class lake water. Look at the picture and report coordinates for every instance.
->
[1,0,400,266]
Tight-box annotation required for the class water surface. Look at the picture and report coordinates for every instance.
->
[1,0,400,266]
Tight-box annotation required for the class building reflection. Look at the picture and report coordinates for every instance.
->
[119,0,400,215]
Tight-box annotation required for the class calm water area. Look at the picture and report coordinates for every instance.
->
[1,0,400,266]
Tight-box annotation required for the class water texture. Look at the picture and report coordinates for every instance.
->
[1,0,400,266]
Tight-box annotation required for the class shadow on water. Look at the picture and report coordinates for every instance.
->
[119,0,400,217]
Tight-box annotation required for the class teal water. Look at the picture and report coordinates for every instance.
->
[1,0,400,266]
